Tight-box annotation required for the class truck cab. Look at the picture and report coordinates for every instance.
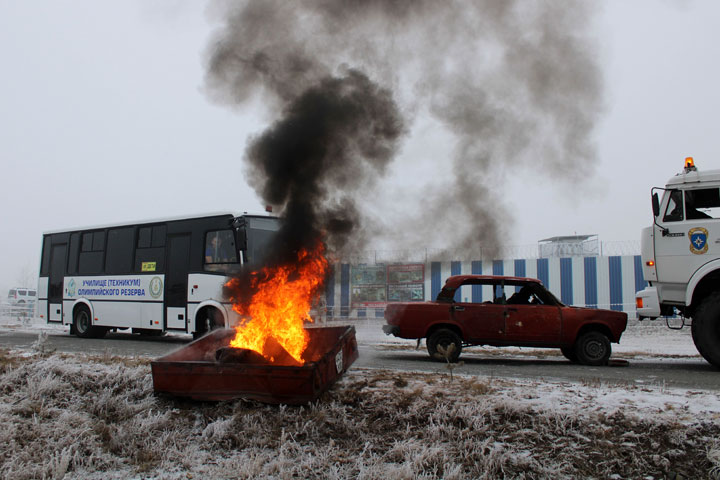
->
[636,157,720,367]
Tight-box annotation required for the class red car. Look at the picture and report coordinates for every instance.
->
[383,275,628,365]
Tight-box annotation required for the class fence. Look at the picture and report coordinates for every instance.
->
[350,241,641,264]
[324,254,646,320]
[0,303,36,324]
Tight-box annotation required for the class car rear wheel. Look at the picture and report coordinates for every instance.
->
[574,331,611,366]
[560,347,578,363]
[427,328,462,363]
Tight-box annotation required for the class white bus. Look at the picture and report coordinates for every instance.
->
[38,212,280,339]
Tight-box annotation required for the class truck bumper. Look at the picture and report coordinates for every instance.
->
[636,286,661,319]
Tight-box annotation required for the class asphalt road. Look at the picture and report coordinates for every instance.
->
[357,345,720,391]
[1,328,718,390]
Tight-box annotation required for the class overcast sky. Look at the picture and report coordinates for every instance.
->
[1,0,719,293]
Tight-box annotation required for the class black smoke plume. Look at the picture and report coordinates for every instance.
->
[245,70,405,263]
[205,0,604,265]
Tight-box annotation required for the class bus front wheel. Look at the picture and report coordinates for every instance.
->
[73,306,106,339]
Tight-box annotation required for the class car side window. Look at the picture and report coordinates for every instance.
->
[507,285,534,305]
[492,284,506,304]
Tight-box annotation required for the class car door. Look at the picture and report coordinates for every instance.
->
[453,302,506,342]
[504,283,562,344]
[449,281,505,342]
[504,304,562,344]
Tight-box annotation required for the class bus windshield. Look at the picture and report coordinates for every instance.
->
[244,217,281,267]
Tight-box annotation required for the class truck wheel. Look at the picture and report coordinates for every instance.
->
[427,328,462,363]
[691,292,720,368]
[574,331,611,366]
[560,347,578,363]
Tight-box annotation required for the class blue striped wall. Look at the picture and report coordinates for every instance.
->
[513,259,526,293]
[609,256,623,311]
[584,257,598,308]
[634,255,647,294]
[471,261,482,302]
[431,262,442,301]
[340,263,350,317]
[325,264,336,317]
[537,258,549,287]
[451,261,462,302]
[328,255,645,319]
[493,260,504,275]
[560,258,573,305]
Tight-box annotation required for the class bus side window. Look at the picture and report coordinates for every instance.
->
[67,233,80,275]
[79,231,105,275]
[106,227,134,274]
[134,225,166,273]
[204,230,238,271]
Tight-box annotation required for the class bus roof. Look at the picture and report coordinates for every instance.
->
[42,211,278,235]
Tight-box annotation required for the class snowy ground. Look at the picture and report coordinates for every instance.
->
[1,315,719,479]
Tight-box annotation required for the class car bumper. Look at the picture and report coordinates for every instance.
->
[636,286,661,319]
[382,324,399,336]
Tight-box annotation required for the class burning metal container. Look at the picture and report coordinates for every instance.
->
[150,325,358,405]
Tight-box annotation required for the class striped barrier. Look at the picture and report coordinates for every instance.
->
[323,255,646,319]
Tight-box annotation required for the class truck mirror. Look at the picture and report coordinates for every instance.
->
[235,229,247,251]
[652,192,660,217]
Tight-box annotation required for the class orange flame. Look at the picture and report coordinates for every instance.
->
[226,241,328,364]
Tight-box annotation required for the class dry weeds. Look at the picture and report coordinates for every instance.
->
[0,349,717,479]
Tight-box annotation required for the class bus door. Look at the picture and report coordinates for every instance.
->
[165,234,191,330]
[48,243,67,322]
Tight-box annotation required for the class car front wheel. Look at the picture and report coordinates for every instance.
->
[560,346,578,363]
[574,331,611,366]
[426,328,462,363]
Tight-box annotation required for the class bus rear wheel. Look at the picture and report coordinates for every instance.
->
[691,292,720,369]
[193,307,224,340]
[73,306,106,339]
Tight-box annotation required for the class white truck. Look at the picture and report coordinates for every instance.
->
[636,157,720,368]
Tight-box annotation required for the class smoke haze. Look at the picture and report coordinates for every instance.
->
[204,0,604,261]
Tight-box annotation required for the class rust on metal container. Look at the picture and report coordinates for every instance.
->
[150,325,358,405]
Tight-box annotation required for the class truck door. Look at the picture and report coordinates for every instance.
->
[165,234,191,330]
[655,188,720,300]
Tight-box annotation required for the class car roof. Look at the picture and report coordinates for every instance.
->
[442,275,543,289]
